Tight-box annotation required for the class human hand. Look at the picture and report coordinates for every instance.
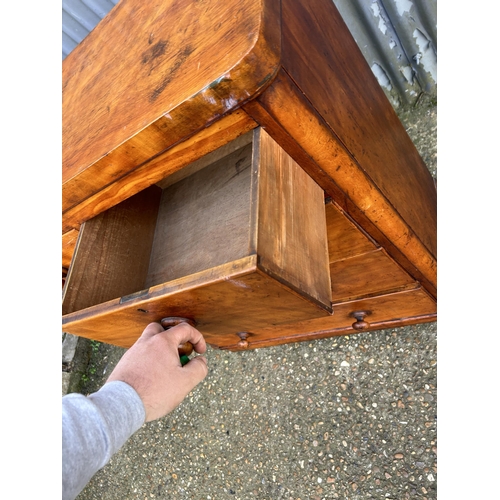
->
[106,322,208,421]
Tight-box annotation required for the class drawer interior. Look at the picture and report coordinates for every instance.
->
[62,128,425,349]
[62,128,332,326]
[145,140,255,286]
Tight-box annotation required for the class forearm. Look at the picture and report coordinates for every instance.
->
[62,381,146,500]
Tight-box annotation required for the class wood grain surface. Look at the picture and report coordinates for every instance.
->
[62,256,331,349]
[63,128,333,346]
[329,249,415,302]
[217,286,436,350]
[62,110,257,236]
[63,0,280,214]
[256,129,331,309]
[325,202,377,263]
[244,69,437,298]
[62,0,437,348]
[280,0,436,259]
[62,229,79,270]
[145,142,255,286]
[62,186,162,315]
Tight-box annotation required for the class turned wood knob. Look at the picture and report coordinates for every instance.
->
[351,311,371,330]
[237,332,250,349]
[160,317,197,365]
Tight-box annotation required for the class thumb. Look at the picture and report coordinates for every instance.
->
[140,322,165,339]
[182,356,208,388]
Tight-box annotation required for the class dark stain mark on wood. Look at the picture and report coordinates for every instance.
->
[149,45,195,102]
[142,40,168,65]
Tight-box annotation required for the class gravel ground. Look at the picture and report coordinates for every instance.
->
[77,324,437,500]
[72,96,438,500]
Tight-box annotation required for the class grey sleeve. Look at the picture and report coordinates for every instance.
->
[62,381,146,500]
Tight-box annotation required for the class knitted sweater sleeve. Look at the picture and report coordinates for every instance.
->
[62,381,146,500]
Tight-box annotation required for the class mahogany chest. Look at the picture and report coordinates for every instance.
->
[62,0,436,350]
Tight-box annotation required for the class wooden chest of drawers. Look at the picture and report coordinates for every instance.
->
[62,0,436,350]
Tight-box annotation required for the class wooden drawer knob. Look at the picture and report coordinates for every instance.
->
[351,311,371,330]
[237,332,250,349]
[160,317,196,365]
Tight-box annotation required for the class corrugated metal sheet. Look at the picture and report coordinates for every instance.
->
[332,0,436,107]
[62,0,436,108]
[62,0,119,59]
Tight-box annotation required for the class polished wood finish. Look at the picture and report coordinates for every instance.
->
[217,287,436,350]
[62,129,333,347]
[62,109,257,236]
[63,0,279,214]
[62,229,79,270]
[323,199,416,302]
[160,317,197,331]
[351,311,371,331]
[62,0,437,350]
[325,203,377,263]
[62,229,80,286]
[62,256,331,349]
[330,249,415,302]
[144,128,331,309]
[279,0,436,259]
[243,69,437,298]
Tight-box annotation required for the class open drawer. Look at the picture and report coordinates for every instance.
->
[62,128,333,348]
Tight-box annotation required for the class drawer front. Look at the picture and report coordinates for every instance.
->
[325,200,417,302]
[62,256,332,349]
[329,249,415,302]
[214,287,436,350]
[325,202,377,261]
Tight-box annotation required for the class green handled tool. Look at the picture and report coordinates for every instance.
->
[160,317,196,366]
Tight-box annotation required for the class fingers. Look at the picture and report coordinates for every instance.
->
[140,322,165,339]
[165,322,207,354]
[110,320,209,422]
